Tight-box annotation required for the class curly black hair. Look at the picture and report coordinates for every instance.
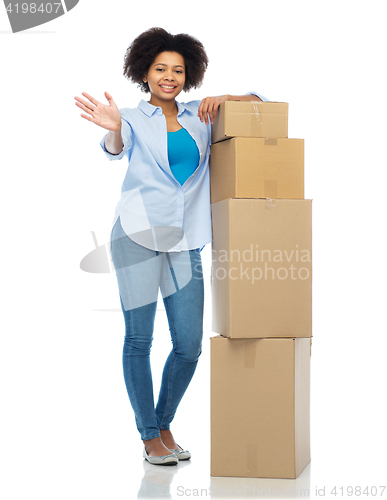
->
[123,28,209,93]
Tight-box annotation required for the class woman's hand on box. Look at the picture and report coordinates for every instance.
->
[197,95,230,125]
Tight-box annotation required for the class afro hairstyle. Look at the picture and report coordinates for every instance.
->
[123,27,209,92]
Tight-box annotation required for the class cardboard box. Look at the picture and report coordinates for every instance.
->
[210,137,304,204]
[211,198,312,338]
[211,335,311,479]
[211,101,288,144]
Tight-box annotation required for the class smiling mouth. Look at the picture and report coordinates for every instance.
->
[160,85,177,90]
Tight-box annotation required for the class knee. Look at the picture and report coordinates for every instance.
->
[175,337,202,363]
[123,335,153,356]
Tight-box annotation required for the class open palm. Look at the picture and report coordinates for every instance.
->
[74,91,122,132]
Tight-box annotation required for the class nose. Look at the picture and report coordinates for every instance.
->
[164,69,175,81]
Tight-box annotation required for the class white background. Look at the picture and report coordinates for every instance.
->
[1,1,386,499]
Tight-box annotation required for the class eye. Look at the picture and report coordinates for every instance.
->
[156,68,164,72]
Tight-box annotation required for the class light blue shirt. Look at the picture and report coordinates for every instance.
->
[100,91,269,253]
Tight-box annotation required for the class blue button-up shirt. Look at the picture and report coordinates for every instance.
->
[101,92,269,252]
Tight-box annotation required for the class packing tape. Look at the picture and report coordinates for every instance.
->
[264,180,278,198]
[265,198,277,210]
[244,340,257,369]
[264,138,278,146]
[246,442,259,475]
[244,342,258,475]
[251,101,263,136]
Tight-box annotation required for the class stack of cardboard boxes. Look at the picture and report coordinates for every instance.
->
[210,101,312,479]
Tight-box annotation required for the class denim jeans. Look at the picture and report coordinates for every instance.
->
[110,217,204,441]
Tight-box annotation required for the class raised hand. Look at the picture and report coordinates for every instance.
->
[74,91,122,132]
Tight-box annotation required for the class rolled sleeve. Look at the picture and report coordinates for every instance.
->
[100,115,133,161]
[245,91,270,102]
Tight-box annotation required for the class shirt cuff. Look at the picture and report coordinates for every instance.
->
[245,91,270,102]
[100,117,132,161]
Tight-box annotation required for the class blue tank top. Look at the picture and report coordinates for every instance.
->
[167,128,200,186]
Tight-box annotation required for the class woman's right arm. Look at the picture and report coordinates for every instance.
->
[74,91,124,155]
[104,128,124,156]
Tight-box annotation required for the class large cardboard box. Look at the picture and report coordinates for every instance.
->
[210,137,304,204]
[211,198,312,338]
[211,101,288,144]
[211,335,311,479]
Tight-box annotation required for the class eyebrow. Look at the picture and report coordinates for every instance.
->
[154,63,185,68]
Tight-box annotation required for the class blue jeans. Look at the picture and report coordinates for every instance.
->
[110,217,204,441]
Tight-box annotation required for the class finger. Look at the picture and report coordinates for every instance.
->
[80,113,96,123]
[75,100,95,116]
[203,102,210,125]
[200,98,210,124]
[104,91,116,106]
[198,97,206,110]
[197,102,203,122]
[81,92,100,106]
[104,91,115,103]
[208,103,215,124]
[212,102,220,121]
[75,96,96,111]
[197,97,207,122]
[209,102,220,124]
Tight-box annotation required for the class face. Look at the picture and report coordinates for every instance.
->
[144,51,186,106]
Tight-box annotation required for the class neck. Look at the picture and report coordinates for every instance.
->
[149,96,178,116]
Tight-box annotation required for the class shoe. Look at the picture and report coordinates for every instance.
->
[168,445,191,461]
[143,447,178,466]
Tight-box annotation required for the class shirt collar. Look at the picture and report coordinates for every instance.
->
[138,99,188,117]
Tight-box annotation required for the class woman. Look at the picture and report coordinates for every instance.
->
[75,27,268,466]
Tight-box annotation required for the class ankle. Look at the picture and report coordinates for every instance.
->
[143,436,172,456]
[143,436,160,449]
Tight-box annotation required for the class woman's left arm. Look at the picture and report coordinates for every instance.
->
[197,94,263,125]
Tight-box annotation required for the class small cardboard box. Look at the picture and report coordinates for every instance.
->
[211,198,312,338]
[211,101,288,144]
[211,335,311,479]
[210,137,304,204]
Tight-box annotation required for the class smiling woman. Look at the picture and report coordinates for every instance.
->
[143,51,187,130]
[74,26,268,467]
[123,27,208,94]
